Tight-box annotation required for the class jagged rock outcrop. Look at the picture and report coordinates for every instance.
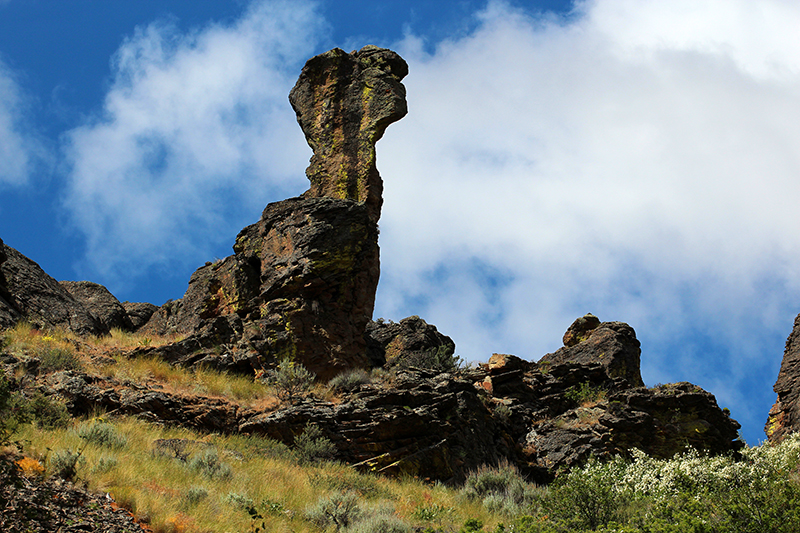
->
[60,281,133,332]
[141,46,408,380]
[45,371,241,434]
[45,315,740,483]
[766,313,800,441]
[365,316,456,368]
[0,241,105,335]
[290,45,408,222]
[540,314,645,387]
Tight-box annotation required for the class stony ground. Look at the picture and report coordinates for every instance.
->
[0,455,150,533]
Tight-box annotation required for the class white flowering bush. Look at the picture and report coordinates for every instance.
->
[503,435,800,533]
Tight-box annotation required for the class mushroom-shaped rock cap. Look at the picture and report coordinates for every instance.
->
[289,45,408,222]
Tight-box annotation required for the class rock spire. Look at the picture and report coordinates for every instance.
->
[289,45,408,222]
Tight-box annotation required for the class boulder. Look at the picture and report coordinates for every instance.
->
[60,281,133,332]
[365,316,456,368]
[766,313,800,442]
[122,301,159,331]
[540,316,645,387]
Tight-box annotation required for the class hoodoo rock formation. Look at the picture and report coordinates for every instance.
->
[139,46,408,380]
[290,45,408,222]
[766,313,800,441]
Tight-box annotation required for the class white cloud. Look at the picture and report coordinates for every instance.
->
[63,0,320,280]
[0,59,36,186]
[371,0,800,441]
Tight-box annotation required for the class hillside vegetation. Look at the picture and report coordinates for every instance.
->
[1,323,799,533]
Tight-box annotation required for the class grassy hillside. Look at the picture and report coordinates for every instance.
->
[2,323,800,533]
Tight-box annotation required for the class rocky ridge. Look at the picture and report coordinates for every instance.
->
[3,313,742,484]
[0,44,763,489]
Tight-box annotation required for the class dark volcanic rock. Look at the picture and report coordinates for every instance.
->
[0,242,104,335]
[141,46,408,381]
[766,313,800,442]
[144,197,379,380]
[240,369,510,483]
[45,371,240,434]
[290,45,408,222]
[122,301,159,330]
[365,316,456,368]
[34,316,741,484]
[540,315,645,387]
[60,280,133,332]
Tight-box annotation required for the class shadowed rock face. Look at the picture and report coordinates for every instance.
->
[766,313,800,442]
[60,281,133,332]
[0,241,104,335]
[290,45,408,222]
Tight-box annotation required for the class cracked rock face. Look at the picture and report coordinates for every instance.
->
[766,313,800,442]
[289,45,408,222]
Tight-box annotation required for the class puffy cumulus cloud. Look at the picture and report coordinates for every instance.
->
[373,0,800,442]
[63,0,320,280]
[0,59,37,186]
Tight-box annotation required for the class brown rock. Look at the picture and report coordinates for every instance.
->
[562,313,601,347]
[60,280,133,332]
[0,242,104,335]
[289,45,408,222]
[365,316,456,369]
[766,313,800,442]
[540,317,644,387]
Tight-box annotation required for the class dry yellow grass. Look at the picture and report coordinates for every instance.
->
[16,416,500,533]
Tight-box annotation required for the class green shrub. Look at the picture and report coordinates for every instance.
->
[189,448,232,480]
[396,345,463,373]
[294,422,337,464]
[224,491,254,509]
[181,486,208,507]
[0,370,28,444]
[37,346,82,372]
[412,503,453,522]
[265,359,314,404]
[90,455,118,474]
[49,448,83,481]
[76,420,127,449]
[460,518,484,532]
[463,462,541,517]
[564,382,606,406]
[542,456,630,530]
[305,490,363,530]
[329,368,372,393]
[347,513,412,533]
[27,391,71,429]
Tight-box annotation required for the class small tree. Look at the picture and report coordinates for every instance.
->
[266,359,315,404]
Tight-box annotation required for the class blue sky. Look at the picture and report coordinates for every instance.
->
[2,0,800,446]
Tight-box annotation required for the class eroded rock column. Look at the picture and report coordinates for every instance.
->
[289,45,408,222]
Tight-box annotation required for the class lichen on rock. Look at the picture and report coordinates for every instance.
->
[289,45,408,222]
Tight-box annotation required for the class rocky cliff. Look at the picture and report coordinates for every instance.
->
[766,313,800,441]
